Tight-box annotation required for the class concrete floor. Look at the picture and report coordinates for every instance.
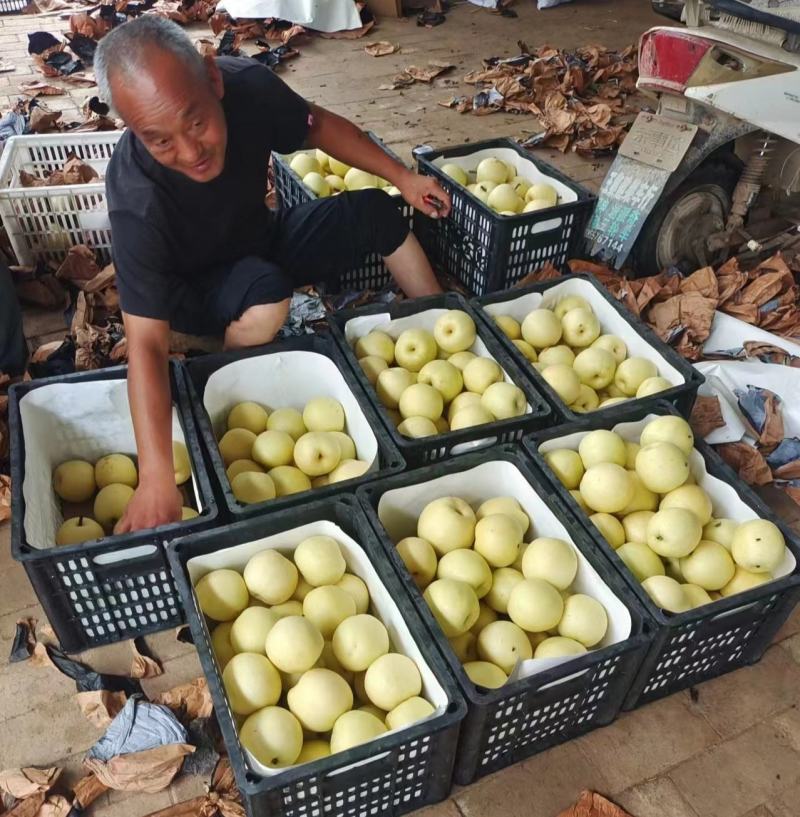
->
[4,1,800,816]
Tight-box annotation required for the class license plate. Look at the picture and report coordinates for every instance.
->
[619,113,698,173]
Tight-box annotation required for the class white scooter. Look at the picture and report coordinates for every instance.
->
[586,0,800,276]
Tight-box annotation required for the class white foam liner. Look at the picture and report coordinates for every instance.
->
[538,415,797,589]
[187,520,448,777]
[481,278,685,392]
[20,379,195,553]
[202,351,378,471]
[375,459,632,681]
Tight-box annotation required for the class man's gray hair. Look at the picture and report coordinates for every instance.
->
[95,16,207,109]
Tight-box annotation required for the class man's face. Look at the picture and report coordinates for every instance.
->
[112,48,228,183]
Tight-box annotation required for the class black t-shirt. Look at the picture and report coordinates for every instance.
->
[106,57,310,321]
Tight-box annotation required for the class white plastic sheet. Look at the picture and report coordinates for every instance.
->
[704,310,800,357]
[217,0,362,32]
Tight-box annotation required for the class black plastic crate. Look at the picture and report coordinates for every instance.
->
[167,495,467,817]
[473,273,704,421]
[8,361,219,653]
[525,401,800,710]
[272,132,413,294]
[357,446,650,784]
[328,292,552,466]
[413,138,596,295]
[182,331,405,520]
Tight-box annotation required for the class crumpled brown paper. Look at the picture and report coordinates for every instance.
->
[690,395,726,439]
[716,442,773,486]
[0,768,61,801]
[0,475,10,523]
[142,758,244,817]
[365,41,398,57]
[83,744,195,794]
[76,690,129,729]
[20,82,64,97]
[154,677,214,721]
[130,638,164,680]
[380,61,453,89]
[556,791,633,817]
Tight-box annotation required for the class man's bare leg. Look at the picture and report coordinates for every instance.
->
[224,298,291,349]
[384,233,443,298]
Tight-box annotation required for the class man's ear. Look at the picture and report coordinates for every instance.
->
[204,55,224,99]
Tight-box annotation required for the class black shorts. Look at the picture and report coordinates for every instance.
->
[168,189,408,335]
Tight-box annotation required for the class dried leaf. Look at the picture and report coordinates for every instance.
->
[20,82,64,97]
[29,106,62,134]
[716,442,773,486]
[365,41,398,57]
[56,245,99,284]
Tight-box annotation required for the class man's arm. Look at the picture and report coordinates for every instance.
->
[115,312,183,533]
[305,104,452,219]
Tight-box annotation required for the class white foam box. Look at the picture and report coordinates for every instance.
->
[19,376,199,556]
[374,458,632,682]
[186,519,449,778]
[478,277,687,419]
[538,414,798,602]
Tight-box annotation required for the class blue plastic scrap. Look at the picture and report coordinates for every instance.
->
[766,438,800,470]
[735,384,780,435]
[87,695,188,761]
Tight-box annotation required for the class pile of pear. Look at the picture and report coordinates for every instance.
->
[394,493,610,690]
[217,397,369,504]
[353,309,527,439]
[492,294,672,414]
[289,150,401,199]
[197,535,435,769]
[543,415,789,613]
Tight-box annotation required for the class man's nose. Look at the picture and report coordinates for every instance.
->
[176,134,204,166]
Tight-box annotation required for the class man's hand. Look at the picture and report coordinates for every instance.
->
[114,476,183,534]
[397,171,452,219]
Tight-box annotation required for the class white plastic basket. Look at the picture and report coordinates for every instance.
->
[0,132,123,265]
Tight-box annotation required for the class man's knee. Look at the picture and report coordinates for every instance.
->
[224,299,290,349]
[350,189,408,257]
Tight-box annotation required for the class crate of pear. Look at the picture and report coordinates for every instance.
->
[183,335,404,518]
[538,415,795,611]
[356,448,647,783]
[52,441,196,545]
[414,138,595,295]
[474,274,703,421]
[329,292,551,465]
[171,498,464,814]
[530,406,800,707]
